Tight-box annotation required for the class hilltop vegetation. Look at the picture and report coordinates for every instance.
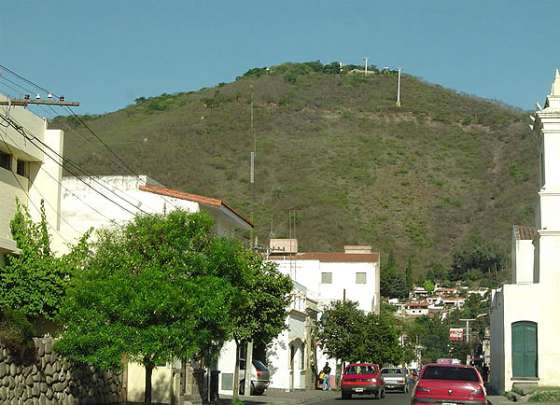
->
[53,61,538,275]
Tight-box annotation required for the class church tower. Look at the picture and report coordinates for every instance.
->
[534,69,560,285]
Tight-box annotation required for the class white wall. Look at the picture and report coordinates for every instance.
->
[490,284,560,392]
[513,239,535,284]
[271,258,379,313]
[0,100,63,254]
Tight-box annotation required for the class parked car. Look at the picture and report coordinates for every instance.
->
[341,363,385,400]
[381,367,409,393]
[239,359,270,395]
[411,362,487,405]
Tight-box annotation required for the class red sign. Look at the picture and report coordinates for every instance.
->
[449,328,464,342]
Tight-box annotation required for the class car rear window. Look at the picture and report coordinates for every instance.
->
[346,365,376,375]
[381,369,402,374]
[422,366,478,382]
[253,360,268,371]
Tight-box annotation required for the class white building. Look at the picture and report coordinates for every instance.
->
[264,241,380,390]
[217,282,319,395]
[490,70,560,393]
[0,95,63,259]
[269,243,381,314]
[56,175,252,404]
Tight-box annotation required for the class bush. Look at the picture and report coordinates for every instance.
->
[529,389,560,402]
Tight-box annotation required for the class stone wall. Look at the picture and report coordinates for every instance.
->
[0,338,122,404]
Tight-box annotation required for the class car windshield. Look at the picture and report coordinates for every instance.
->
[346,365,375,375]
[381,369,402,374]
[422,366,478,382]
[253,360,268,371]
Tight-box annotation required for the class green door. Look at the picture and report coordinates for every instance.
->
[512,322,538,378]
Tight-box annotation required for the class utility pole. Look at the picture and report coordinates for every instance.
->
[363,57,368,77]
[396,67,402,107]
[459,318,475,343]
[249,86,256,248]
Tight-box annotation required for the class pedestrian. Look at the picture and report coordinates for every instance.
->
[321,362,331,391]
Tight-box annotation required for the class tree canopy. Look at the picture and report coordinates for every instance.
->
[55,211,243,403]
[318,300,409,366]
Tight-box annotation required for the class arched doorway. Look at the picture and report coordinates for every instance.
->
[512,321,538,378]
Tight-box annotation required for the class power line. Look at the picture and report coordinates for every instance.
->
[0,65,181,211]
[0,128,74,245]
[0,112,141,217]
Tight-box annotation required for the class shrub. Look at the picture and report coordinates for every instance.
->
[529,389,560,402]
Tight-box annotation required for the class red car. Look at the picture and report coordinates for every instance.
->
[411,362,487,405]
[341,363,385,400]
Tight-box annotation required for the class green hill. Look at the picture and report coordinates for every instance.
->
[53,61,537,275]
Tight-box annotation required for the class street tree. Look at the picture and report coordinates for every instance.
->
[55,211,238,404]
[229,254,292,398]
[319,301,409,368]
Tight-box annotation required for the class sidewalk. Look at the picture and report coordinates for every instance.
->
[218,389,338,405]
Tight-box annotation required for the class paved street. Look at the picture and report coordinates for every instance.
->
[308,392,410,405]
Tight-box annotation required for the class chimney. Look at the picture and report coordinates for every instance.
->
[344,245,372,254]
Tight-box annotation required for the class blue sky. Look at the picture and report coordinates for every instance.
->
[1,1,559,114]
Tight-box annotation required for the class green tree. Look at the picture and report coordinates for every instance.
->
[55,211,238,404]
[422,279,435,294]
[229,254,292,398]
[319,301,408,367]
[380,253,408,299]
[0,201,88,322]
[404,257,414,292]
[318,300,365,365]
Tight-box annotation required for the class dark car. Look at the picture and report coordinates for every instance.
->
[239,359,270,395]
[341,363,385,400]
[411,362,487,405]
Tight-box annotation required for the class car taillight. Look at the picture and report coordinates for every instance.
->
[370,378,377,383]
[471,387,485,398]
[256,370,263,377]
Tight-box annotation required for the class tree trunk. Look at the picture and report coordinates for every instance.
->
[233,339,241,399]
[144,359,154,404]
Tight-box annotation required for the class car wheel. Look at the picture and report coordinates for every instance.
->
[381,389,386,398]
[341,391,351,400]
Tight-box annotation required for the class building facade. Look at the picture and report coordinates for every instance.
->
[490,70,560,393]
[0,95,63,259]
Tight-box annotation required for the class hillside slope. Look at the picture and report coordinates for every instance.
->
[53,63,538,273]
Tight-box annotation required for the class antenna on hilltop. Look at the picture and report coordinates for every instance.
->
[249,85,256,248]
[396,67,402,107]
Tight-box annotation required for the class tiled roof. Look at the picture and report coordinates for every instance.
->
[139,184,253,227]
[294,252,379,263]
[513,225,538,241]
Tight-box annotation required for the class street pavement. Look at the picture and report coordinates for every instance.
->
[218,391,410,405]
[306,391,410,405]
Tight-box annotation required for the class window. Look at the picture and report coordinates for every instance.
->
[355,272,367,284]
[321,272,332,284]
[16,160,26,177]
[422,366,478,381]
[0,150,11,171]
[512,321,538,378]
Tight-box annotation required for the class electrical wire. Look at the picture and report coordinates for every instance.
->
[0,128,73,245]
[0,112,141,217]
[0,65,182,210]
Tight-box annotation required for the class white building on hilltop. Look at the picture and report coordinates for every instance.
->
[0,95,63,259]
[490,70,560,393]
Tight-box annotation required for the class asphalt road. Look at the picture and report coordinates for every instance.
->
[310,391,411,405]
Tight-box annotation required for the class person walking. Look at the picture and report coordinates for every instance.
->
[321,362,331,391]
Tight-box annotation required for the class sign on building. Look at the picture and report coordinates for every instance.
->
[449,328,464,342]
